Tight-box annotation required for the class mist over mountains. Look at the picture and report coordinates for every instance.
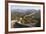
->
[11,9,40,16]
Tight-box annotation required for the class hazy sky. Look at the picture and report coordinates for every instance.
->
[11,5,40,10]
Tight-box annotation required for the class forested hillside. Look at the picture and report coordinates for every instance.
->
[11,9,40,27]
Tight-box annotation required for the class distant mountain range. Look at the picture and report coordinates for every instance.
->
[11,9,40,16]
